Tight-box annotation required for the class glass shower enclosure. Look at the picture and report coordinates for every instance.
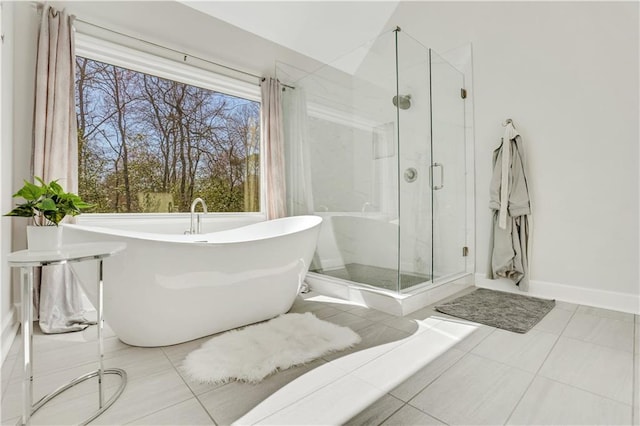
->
[280,28,468,295]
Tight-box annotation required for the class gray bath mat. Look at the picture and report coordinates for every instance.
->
[435,288,555,333]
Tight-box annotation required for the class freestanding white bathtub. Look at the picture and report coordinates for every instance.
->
[62,215,322,347]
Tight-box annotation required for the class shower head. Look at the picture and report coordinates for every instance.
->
[393,94,411,110]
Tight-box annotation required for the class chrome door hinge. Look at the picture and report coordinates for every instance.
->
[462,246,469,257]
[460,88,467,99]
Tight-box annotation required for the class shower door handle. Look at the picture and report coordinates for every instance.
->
[431,162,444,190]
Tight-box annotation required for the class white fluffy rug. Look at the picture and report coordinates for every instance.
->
[182,312,361,384]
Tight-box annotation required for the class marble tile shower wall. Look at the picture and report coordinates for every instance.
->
[308,116,403,273]
[308,117,374,213]
[329,215,398,271]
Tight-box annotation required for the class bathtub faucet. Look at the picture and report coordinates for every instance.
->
[189,198,208,234]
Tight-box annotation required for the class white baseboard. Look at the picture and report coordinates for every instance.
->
[1,305,18,364]
[475,274,640,315]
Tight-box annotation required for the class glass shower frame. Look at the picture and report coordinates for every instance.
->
[279,28,468,295]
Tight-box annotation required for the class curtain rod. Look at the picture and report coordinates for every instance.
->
[30,2,295,89]
[73,17,295,90]
[74,17,265,80]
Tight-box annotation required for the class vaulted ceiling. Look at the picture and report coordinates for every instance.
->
[179,1,400,65]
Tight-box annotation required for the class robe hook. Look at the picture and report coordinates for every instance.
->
[502,118,514,127]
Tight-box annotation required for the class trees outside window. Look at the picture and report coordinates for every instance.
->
[75,56,260,213]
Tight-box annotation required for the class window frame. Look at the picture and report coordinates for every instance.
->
[74,32,265,221]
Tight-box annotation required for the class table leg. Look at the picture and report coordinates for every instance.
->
[21,267,33,426]
[9,246,128,425]
[97,259,104,409]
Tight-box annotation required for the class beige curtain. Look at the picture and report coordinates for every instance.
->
[32,6,91,333]
[260,78,287,220]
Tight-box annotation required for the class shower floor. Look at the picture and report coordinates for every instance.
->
[313,263,430,291]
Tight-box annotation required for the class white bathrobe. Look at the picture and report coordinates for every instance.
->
[487,123,532,290]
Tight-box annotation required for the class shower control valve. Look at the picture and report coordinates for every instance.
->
[404,167,418,183]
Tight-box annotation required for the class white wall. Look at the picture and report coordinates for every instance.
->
[0,1,18,363]
[1,1,38,363]
[389,1,639,312]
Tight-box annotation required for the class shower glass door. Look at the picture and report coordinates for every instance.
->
[396,31,433,291]
[429,50,467,283]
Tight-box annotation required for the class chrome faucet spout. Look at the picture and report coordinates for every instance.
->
[189,198,208,234]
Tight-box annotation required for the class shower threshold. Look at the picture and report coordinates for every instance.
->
[306,267,473,316]
[312,263,430,292]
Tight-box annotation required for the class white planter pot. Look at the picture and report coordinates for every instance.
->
[27,226,63,251]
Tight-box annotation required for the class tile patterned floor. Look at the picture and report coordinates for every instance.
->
[1,288,638,425]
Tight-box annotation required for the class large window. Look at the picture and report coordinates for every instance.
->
[74,43,261,214]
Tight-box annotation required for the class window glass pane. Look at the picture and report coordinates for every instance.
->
[75,56,260,213]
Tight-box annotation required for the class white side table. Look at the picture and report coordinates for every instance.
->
[7,242,127,425]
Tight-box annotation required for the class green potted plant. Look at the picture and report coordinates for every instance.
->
[4,177,94,251]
